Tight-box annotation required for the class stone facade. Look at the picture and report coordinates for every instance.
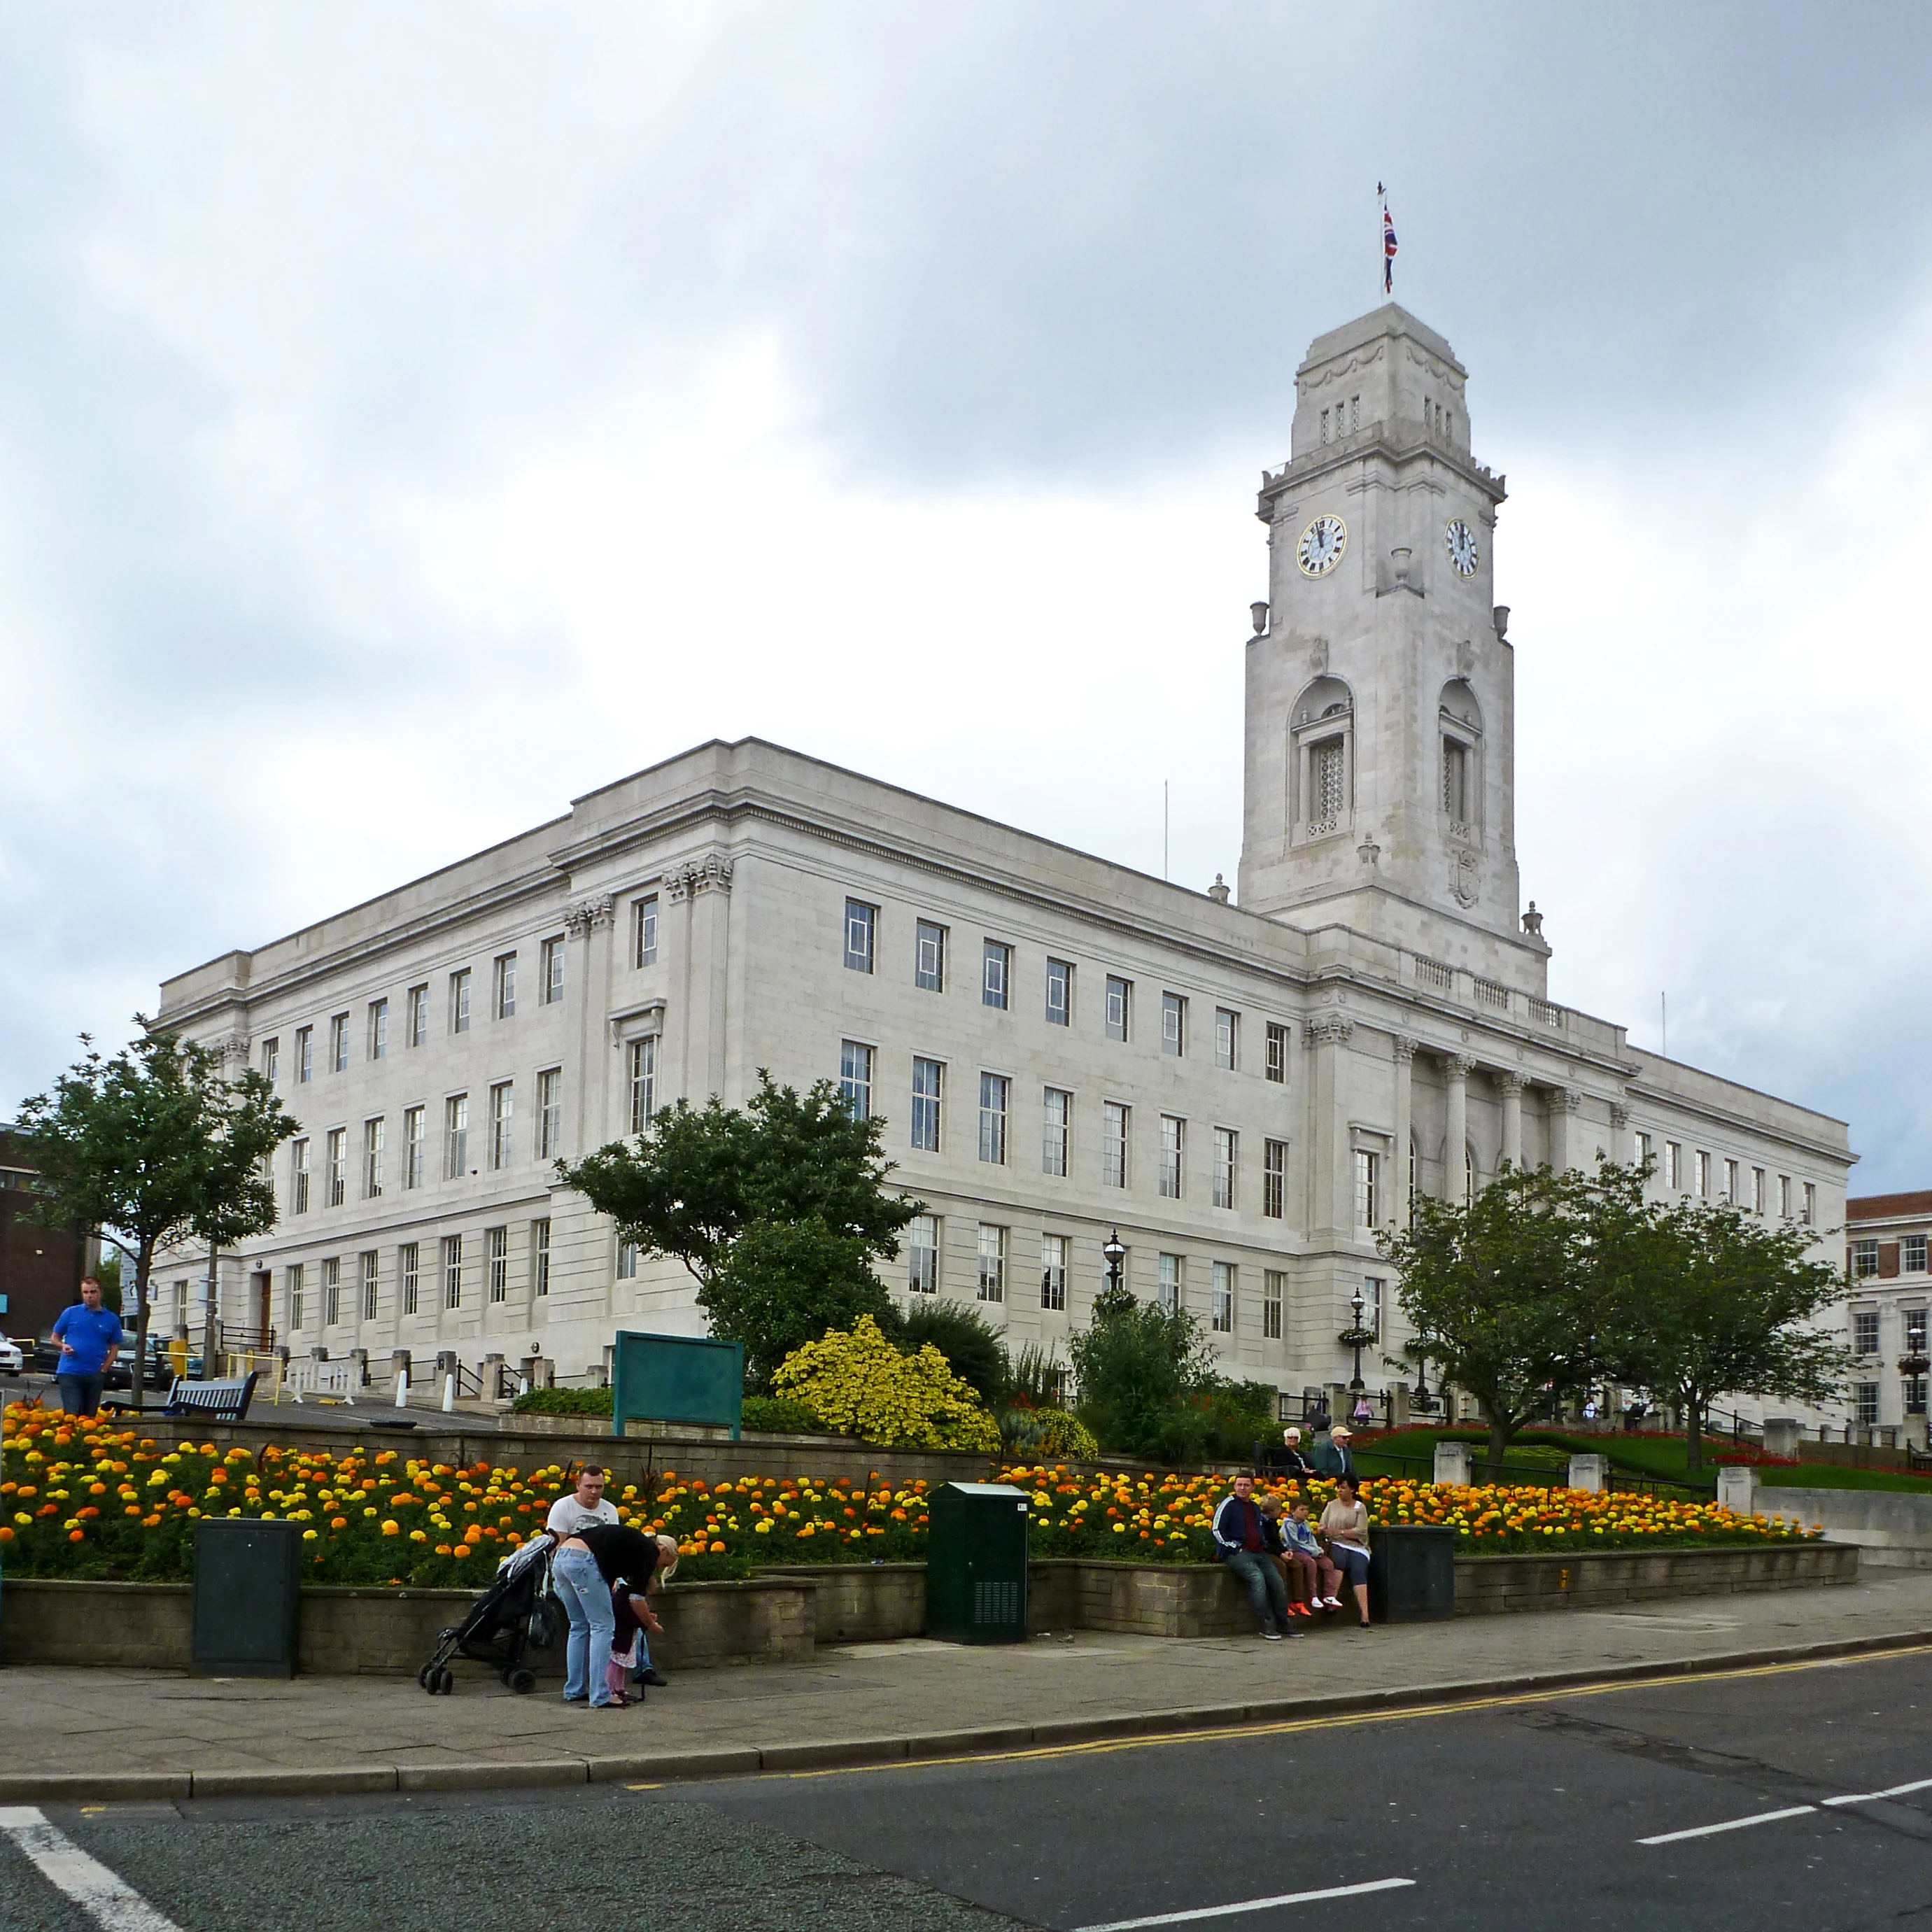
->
[152,302,1856,1419]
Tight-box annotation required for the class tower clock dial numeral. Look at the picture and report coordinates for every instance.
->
[1297,514,1348,577]
[1444,519,1479,577]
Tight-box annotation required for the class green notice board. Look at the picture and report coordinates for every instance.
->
[610,1330,744,1439]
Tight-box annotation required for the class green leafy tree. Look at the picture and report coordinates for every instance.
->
[93,1253,124,1314]
[1068,1279,1220,1462]
[894,1300,1007,1407]
[14,1027,298,1410]
[701,1217,894,1390]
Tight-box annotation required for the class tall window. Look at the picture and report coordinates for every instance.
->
[1263,1269,1284,1341]
[1363,1275,1383,1337]
[1852,1241,1880,1281]
[1635,1130,1654,1171]
[407,985,428,1049]
[982,940,1011,1010]
[1265,1022,1289,1083]
[1104,976,1131,1043]
[531,1219,551,1297]
[287,1262,304,1331]
[915,919,946,992]
[1442,738,1469,822]
[487,1226,509,1303]
[450,969,472,1034]
[1908,1306,1929,1349]
[360,1250,379,1321]
[907,1213,939,1295]
[330,1013,350,1073]
[978,1073,1009,1164]
[628,1036,656,1135]
[400,1243,419,1316]
[1211,1261,1234,1334]
[1045,958,1073,1027]
[1161,992,1187,1056]
[633,893,659,967]
[261,1036,280,1083]
[910,1058,943,1152]
[1852,1306,1880,1352]
[291,1138,310,1214]
[1723,1158,1739,1204]
[1159,1115,1185,1198]
[1158,1252,1183,1313]
[325,1128,346,1206]
[368,999,388,1060]
[1213,1128,1238,1210]
[1751,1167,1766,1213]
[442,1234,462,1309]
[537,1069,562,1160]
[1856,1381,1880,1427]
[1779,1174,1792,1218]
[1215,1007,1238,1071]
[403,1106,425,1189]
[1310,738,1346,832]
[616,1236,638,1280]
[541,935,565,1005]
[1803,1182,1817,1227]
[296,1025,313,1083]
[1042,1087,1071,1178]
[1263,1139,1286,1220]
[1041,1232,1069,1311]
[844,898,877,973]
[1665,1141,1682,1190]
[362,1117,385,1199]
[1695,1150,1712,1197]
[1905,1236,1929,1276]
[1103,1102,1130,1188]
[323,1257,341,1326]
[444,1094,469,1178]
[1354,1149,1380,1226]
[490,1082,514,1169]
[493,952,517,1020]
[1465,1145,1475,1206]
[839,1041,875,1120]
[976,1224,1006,1303]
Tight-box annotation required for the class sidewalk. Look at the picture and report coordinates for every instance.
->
[3,1570,1929,1802]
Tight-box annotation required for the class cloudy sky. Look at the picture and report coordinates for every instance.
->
[3,3,1931,1190]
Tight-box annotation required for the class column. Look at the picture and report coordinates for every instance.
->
[1304,1014,1355,1241]
[563,893,614,1146]
[1390,1036,1418,1225]
[1607,1101,1631,1169]
[670,854,735,1106]
[1497,1071,1523,1171]
[1551,1086,1585,1173]
[1442,1054,1473,1201]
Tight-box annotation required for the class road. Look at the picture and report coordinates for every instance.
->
[2,1647,1927,1931]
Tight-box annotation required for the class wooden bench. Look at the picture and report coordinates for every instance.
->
[106,1372,258,1423]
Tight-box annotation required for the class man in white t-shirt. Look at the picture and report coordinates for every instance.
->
[542,1467,669,1688]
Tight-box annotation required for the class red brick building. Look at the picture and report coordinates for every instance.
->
[0,1125,97,1343]
[1844,1188,1932,1441]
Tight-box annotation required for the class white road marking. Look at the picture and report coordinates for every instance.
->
[0,1807,184,1932]
[1637,1805,1818,1845]
[1071,1876,1416,1929]
[1821,1776,1932,1807]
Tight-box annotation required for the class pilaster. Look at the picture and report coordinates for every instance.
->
[1497,1070,1524,1171]
[1390,1036,1418,1227]
[1442,1053,1474,1201]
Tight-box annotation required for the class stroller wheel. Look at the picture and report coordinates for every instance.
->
[433,1667,455,1694]
[417,1665,433,1691]
[508,1668,537,1695]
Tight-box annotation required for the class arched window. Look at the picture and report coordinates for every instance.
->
[1407,1136,1418,1224]
[1439,679,1483,841]
[1290,676,1355,843]
[1464,1143,1476,1206]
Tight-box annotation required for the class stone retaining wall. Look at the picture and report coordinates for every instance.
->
[1455,1540,1858,1614]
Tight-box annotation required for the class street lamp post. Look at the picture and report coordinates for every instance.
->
[1337,1288,1376,1398]
[1101,1231,1126,1300]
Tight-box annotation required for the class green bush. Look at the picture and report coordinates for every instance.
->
[889,1300,1006,1406]
[509,1385,613,1416]
[740,1393,829,1434]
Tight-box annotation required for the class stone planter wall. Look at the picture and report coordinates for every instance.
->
[1454,1540,1858,1614]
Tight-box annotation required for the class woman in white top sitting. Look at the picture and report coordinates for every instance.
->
[1318,1475,1374,1630]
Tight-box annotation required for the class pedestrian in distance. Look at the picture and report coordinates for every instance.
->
[551,1522,677,1707]
[1281,1495,1341,1615]
[50,1277,122,1418]
[1320,1475,1374,1630]
[544,1468,668,1688]
[1211,1472,1297,1641]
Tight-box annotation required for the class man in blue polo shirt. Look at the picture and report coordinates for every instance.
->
[51,1277,123,1416]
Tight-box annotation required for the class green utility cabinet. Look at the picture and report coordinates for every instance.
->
[192,1518,304,1676]
[1367,1523,1456,1623]
[926,1481,1030,1644]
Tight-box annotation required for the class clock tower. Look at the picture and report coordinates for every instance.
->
[1237,303,1548,993]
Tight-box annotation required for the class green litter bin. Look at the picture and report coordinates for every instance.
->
[926,1481,1029,1644]
[1367,1523,1456,1623]
[192,1517,304,1676]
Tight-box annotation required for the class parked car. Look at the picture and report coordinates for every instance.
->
[0,1337,22,1376]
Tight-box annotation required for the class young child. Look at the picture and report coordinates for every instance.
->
[1281,1495,1341,1613]
[603,1535,677,1703]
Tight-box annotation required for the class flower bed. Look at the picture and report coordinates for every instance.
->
[0,1404,1819,1587]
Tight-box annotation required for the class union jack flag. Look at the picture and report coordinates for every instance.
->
[1379,185,1397,294]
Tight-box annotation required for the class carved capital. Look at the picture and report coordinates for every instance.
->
[1494,1071,1525,1098]
[1553,1086,1586,1114]
[564,893,615,938]
[1608,1102,1631,1129]
[1443,1052,1476,1082]
[1391,1034,1420,1065]
[1303,1014,1355,1048]
[666,854,734,903]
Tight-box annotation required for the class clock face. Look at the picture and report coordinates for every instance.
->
[1445,519,1479,577]
[1297,514,1348,577]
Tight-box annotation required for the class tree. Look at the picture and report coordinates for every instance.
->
[894,1300,1007,1407]
[1068,1278,1220,1462]
[14,1027,298,1411]
[559,1073,922,1385]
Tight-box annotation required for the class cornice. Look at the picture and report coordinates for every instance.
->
[1622,1079,1855,1169]
[1257,432,1506,521]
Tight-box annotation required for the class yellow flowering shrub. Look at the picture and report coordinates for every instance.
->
[774,1316,1001,1452]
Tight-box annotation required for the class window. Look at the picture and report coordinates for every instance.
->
[450,969,472,1034]
[1354,1148,1379,1225]
[628,1037,656,1135]
[323,1257,341,1327]
[1905,1236,1929,1275]
[369,999,388,1060]
[296,1026,313,1083]
[844,898,877,973]
[633,894,659,968]
[977,1224,1006,1303]
[325,1127,346,1206]
[1855,1382,1880,1427]
[1635,1131,1654,1171]
[1041,1233,1069,1311]
[1695,1150,1711,1198]
[444,1094,469,1178]
[910,1058,943,1152]
[1852,1241,1880,1281]
[1908,1307,1928,1351]
[488,1226,509,1303]
[1263,1139,1286,1219]
[1213,1127,1238,1209]
[290,1138,310,1215]
[1908,1375,1929,1419]
[1263,1269,1284,1341]
[616,1236,638,1281]
[982,939,1011,1010]
[407,985,428,1049]
[1215,1008,1238,1071]
[1265,1022,1289,1084]
[1041,1087,1071,1178]
[400,1241,419,1316]
[1211,1261,1234,1334]
[1803,1182,1817,1227]
[330,1013,349,1073]
[532,1219,551,1297]
[1442,738,1469,823]
[287,1262,304,1331]
[1852,1307,1881,1353]
[403,1106,425,1189]
[1158,1253,1183,1313]
[362,1117,384,1199]
[915,919,946,992]
[261,1037,279,1083]
[907,1213,939,1295]
[1751,1167,1765,1213]
[978,1073,1009,1164]
[490,1082,514,1169]
[442,1234,462,1309]
[1779,1174,1793,1218]
[1665,1142,1682,1190]
[1310,737,1346,832]
[360,1250,379,1321]
[1363,1275,1384,1339]
[1104,975,1131,1043]
[493,952,517,1020]
[1045,957,1073,1027]
[1465,1144,1475,1206]
[839,1041,875,1120]
[1162,992,1187,1056]
[1159,1115,1185,1198]
[1723,1159,1739,1204]
[1103,1101,1130,1187]
[541,935,565,1005]
[537,1069,562,1160]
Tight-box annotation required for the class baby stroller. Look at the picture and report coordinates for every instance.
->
[418,1532,558,1695]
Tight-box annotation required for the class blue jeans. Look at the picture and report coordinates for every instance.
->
[57,1373,104,1416]
[551,1547,616,1705]
[1225,1549,1289,1633]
